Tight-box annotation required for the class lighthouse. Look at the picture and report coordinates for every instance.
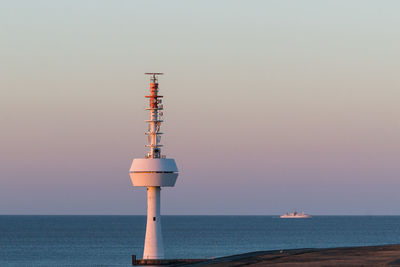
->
[129,73,179,259]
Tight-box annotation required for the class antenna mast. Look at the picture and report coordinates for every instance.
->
[145,73,164,159]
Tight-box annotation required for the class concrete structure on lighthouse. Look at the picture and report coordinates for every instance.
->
[129,73,179,260]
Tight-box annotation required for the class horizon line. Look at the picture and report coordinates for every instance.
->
[1,214,400,216]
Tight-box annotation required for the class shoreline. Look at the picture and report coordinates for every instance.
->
[182,244,400,266]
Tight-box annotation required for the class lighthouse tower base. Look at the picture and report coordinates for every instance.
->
[143,186,163,259]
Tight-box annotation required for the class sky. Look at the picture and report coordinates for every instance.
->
[1,0,399,215]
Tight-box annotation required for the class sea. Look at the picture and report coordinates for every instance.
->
[1,215,400,266]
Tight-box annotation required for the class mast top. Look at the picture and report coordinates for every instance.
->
[145,73,163,83]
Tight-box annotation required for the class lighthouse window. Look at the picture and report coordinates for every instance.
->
[153,217,156,221]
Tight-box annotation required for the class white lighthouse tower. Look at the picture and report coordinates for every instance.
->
[129,73,178,260]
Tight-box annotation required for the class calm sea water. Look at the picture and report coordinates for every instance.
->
[1,216,400,266]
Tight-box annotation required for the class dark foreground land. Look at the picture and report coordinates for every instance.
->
[181,244,400,266]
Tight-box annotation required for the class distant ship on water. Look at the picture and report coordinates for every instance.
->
[280,211,311,218]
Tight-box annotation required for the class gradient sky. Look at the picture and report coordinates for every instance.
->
[1,0,399,215]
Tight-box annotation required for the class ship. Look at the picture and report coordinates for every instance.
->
[280,211,311,218]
